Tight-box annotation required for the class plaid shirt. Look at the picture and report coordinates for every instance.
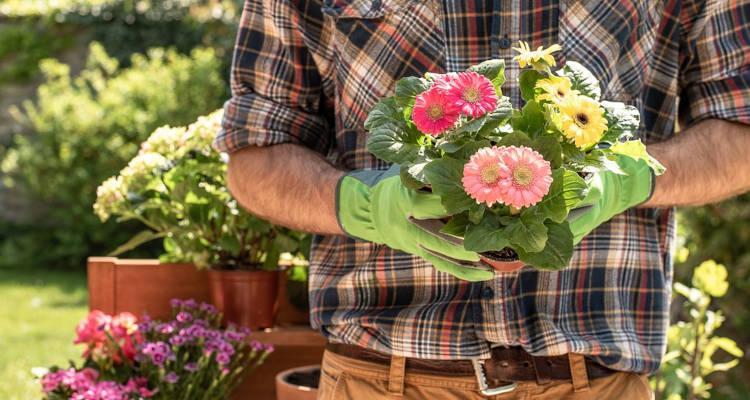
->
[216,0,750,373]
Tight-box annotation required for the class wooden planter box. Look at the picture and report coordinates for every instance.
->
[87,257,325,399]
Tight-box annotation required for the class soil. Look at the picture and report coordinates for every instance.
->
[480,247,519,261]
[285,369,321,389]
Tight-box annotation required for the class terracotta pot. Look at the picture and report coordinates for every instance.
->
[87,257,210,320]
[479,255,525,273]
[208,269,279,330]
[275,365,320,400]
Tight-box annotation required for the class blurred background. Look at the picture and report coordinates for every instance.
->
[0,1,746,399]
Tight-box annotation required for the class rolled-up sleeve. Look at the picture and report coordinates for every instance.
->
[214,0,333,154]
[679,0,750,126]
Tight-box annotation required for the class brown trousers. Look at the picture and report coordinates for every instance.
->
[317,350,654,400]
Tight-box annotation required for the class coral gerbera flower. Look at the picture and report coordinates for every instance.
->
[513,41,562,72]
[536,76,576,104]
[411,87,461,136]
[442,71,498,118]
[495,146,553,209]
[462,146,509,207]
[556,95,608,148]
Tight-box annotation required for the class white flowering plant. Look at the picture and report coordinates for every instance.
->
[365,43,664,270]
[94,111,306,270]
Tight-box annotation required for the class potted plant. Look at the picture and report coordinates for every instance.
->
[94,111,308,329]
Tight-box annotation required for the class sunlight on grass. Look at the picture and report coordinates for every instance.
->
[0,268,88,400]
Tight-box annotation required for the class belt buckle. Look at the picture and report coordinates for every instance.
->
[472,358,518,397]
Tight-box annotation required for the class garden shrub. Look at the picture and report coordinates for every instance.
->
[0,42,224,268]
[0,20,73,84]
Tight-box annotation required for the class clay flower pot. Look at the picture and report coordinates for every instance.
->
[275,365,320,400]
[207,269,279,330]
[479,249,525,273]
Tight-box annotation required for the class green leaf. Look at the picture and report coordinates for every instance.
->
[108,230,166,256]
[531,135,563,169]
[364,97,402,130]
[530,169,586,223]
[477,103,513,137]
[505,213,548,253]
[468,204,486,224]
[366,123,421,164]
[519,69,545,102]
[400,163,428,189]
[511,100,545,138]
[558,61,601,100]
[609,140,666,175]
[600,101,640,143]
[516,221,574,270]
[394,76,430,108]
[453,115,488,134]
[452,139,491,161]
[463,214,511,253]
[498,130,533,147]
[422,157,475,214]
[440,213,470,237]
[711,336,744,358]
[469,59,506,95]
[218,235,241,256]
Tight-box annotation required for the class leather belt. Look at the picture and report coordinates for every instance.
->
[326,343,616,384]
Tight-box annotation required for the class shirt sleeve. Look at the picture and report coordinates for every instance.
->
[214,0,333,154]
[679,0,750,126]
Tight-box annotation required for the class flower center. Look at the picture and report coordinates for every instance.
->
[575,112,589,126]
[427,104,444,120]
[480,164,501,184]
[463,87,480,103]
[557,89,566,97]
[512,165,533,187]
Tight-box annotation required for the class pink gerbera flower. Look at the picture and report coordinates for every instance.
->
[495,146,553,209]
[411,88,461,136]
[443,71,498,118]
[462,146,510,207]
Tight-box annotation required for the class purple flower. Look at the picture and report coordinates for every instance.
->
[169,335,187,347]
[216,352,232,365]
[169,299,183,309]
[183,299,198,309]
[265,344,275,353]
[141,342,174,366]
[164,372,180,384]
[250,340,263,351]
[157,323,175,335]
[176,311,192,323]
[184,362,199,373]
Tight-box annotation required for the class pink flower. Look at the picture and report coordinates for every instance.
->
[442,71,498,118]
[462,146,552,209]
[462,147,509,207]
[411,87,461,136]
[495,146,553,208]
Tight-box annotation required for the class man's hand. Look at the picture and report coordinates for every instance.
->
[337,166,494,281]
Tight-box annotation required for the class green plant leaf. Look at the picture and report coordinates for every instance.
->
[531,135,563,169]
[600,101,640,143]
[511,100,545,138]
[364,97,402,130]
[400,163,428,189]
[366,123,421,164]
[108,230,166,256]
[519,69,545,102]
[463,214,511,252]
[469,59,506,95]
[505,212,548,253]
[394,76,430,108]
[498,130,533,148]
[440,213,470,237]
[609,140,666,175]
[530,169,587,223]
[423,157,475,214]
[451,139,491,161]
[453,115,488,134]
[516,221,574,270]
[468,203,486,224]
[558,61,601,100]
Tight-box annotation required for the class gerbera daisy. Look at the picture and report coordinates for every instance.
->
[536,76,576,104]
[462,146,509,207]
[556,95,608,148]
[513,41,562,72]
[442,71,498,118]
[495,146,553,209]
[411,87,461,136]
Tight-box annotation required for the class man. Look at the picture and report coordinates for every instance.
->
[216,1,750,398]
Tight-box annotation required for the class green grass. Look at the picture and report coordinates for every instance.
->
[0,268,88,400]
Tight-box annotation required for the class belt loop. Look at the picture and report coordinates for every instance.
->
[388,355,406,396]
[568,353,590,392]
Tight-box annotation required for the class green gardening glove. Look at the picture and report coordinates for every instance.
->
[567,155,655,244]
[336,166,494,281]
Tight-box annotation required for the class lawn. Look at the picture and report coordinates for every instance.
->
[0,268,88,400]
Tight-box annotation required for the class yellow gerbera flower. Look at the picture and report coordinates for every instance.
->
[536,76,576,104]
[557,95,608,148]
[513,42,562,71]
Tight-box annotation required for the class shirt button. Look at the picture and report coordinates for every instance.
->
[482,287,494,300]
[499,35,512,50]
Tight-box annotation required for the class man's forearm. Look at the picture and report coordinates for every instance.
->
[227,144,345,235]
[644,119,750,207]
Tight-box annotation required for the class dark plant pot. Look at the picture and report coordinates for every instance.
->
[207,269,280,330]
[275,365,320,400]
[479,248,525,273]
